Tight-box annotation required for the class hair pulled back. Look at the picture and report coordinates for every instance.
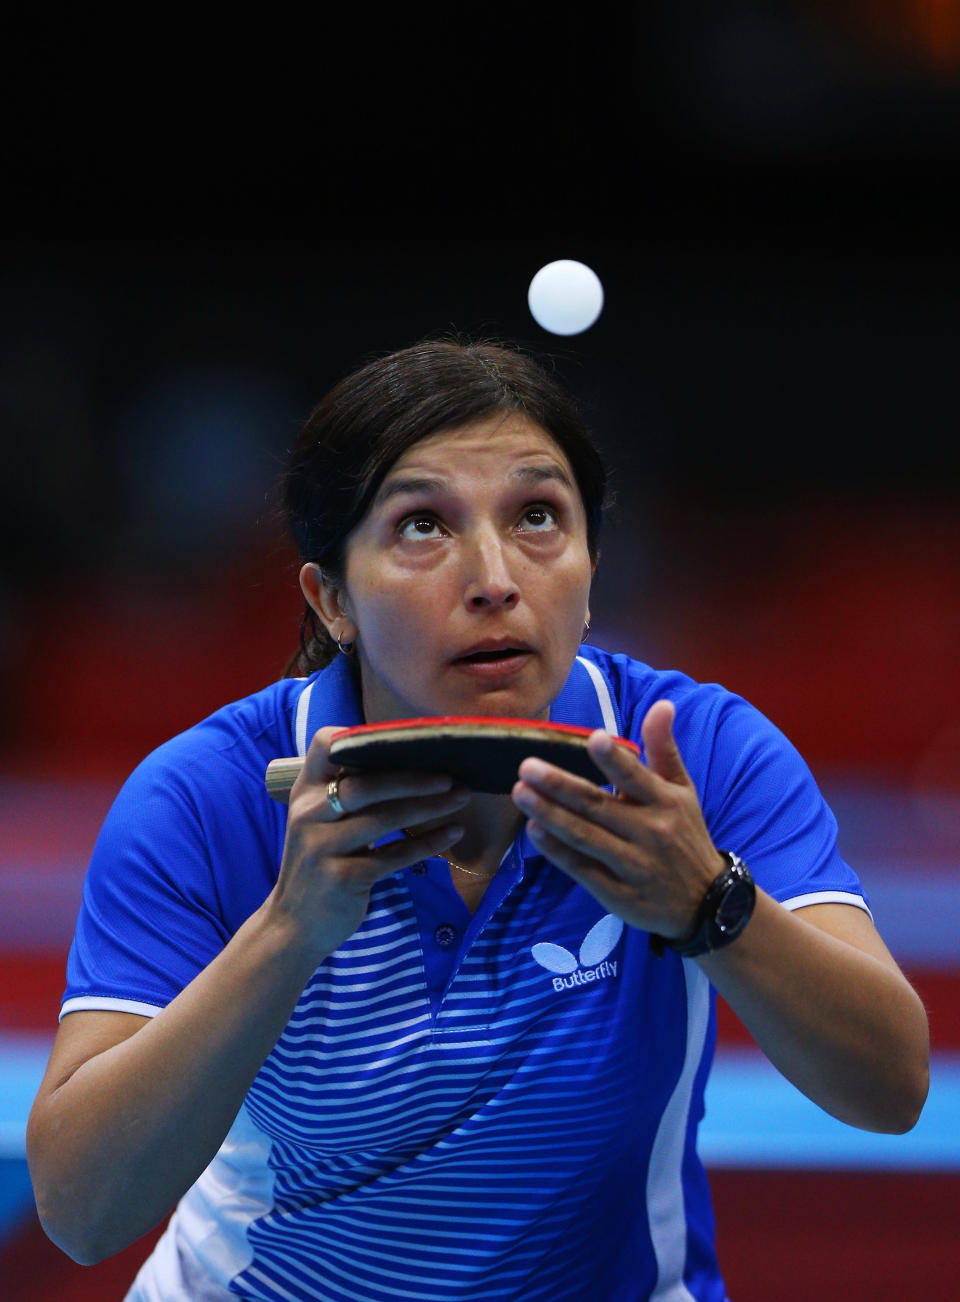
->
[282,337,609,675]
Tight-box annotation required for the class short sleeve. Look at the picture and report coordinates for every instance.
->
[688,689,869,913]
[579,651,867,913]
[62,729,285,1019]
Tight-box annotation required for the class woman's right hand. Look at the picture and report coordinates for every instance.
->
[266,725,469,960]
[27,733,467,1266]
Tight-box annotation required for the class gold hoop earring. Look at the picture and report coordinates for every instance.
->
[581,620,591,643]
[336,631,356,656]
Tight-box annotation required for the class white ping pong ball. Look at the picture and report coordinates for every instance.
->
[527,260,604,335]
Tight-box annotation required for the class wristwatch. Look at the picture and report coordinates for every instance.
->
[649,852,756,958]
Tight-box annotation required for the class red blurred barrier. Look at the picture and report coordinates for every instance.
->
[3,1171,958,1301]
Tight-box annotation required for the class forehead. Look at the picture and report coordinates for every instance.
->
[378,412,575,487]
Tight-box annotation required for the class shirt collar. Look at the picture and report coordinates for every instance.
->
[300,654,365,752]
[547,652,614,732]
[301,650,611,752]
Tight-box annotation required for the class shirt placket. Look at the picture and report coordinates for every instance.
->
[403,842,526,1036]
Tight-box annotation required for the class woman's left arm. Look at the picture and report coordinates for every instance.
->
[695,893,929,1133]
[511,700,929,1135]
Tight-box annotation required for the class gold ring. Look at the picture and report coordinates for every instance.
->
[326,777,347,819]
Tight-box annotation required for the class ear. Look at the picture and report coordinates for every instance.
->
[299,563,358,647]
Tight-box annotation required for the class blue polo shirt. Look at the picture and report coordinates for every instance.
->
[63,648,869,1302]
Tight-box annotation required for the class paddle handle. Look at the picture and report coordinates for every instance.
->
[265,756,304,802]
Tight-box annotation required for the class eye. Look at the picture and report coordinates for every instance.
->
[398,513,445,540]
[517,504,559,532]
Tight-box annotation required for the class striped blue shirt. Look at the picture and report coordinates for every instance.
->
[63,649,869,1301]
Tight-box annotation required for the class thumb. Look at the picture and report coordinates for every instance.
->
[641,699,690,787]
[299,725,347,786]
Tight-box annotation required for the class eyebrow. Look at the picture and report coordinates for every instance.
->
[511,464,575,490]
[375,462,575,506]
[375,476,449,505]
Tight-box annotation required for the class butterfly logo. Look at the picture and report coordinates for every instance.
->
[531,913,624,984]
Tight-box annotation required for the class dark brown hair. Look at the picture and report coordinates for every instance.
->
[282,337,609,674]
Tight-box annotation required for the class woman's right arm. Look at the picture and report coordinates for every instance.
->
[27,729,467,1265]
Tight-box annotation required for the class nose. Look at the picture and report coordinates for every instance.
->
[463,529,519,611]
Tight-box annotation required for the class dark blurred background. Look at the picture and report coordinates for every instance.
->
[2,0,958,786]
[1,3,958,1298]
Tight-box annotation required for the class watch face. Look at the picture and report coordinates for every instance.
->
[716,880,753,935]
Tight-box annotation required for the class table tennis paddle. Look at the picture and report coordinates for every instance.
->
[264,716,640,801]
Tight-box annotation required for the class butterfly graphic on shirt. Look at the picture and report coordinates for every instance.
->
[530,913,624,975]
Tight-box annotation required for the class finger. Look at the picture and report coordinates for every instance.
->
[524,818,632,913]
[389,821,465,866]
[314,785,472,853]
[298,727,460,795]
[295,725,460,820]
[347,820,467,883]
[514,756,638,841]
[294,819,467,900]
[308,774,469,837]
[586,730,664,803]
[326,768,462,815]
[640,700,693,788]
[297,726,348,790]
[512,772,632,873]
[518,732,659,809]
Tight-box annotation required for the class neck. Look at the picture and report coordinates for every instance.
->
[450,791,524,872]
[405,791,522,873]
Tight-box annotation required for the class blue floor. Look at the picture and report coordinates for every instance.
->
[0,1159,35,1248]
[701,1047,960,1170]
[0,1034,50,1244]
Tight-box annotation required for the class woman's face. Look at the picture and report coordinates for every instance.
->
[304,412,595,723]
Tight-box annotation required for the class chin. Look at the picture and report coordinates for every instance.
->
[460,687,555,721]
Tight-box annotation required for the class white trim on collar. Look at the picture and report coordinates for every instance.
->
[575,655,620,734]
[295,682,314,758]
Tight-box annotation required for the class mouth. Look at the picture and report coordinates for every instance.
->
[451,641,534,674]
[453,640,533,663]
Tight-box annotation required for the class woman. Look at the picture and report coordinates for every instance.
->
[28,339,929,1302]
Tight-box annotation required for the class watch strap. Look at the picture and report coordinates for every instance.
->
[649,851,755,959]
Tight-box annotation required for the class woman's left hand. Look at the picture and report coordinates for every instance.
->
[512,699,724,941]
[513,699,931,1134]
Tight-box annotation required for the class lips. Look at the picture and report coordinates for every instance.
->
[453,639,533,665]
[450,640,535,680]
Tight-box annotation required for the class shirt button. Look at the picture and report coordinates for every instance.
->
[434,923,458,948]
[409,862,428,876]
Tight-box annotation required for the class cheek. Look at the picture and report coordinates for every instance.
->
[546,553,593,612]
[350,579,438,649]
